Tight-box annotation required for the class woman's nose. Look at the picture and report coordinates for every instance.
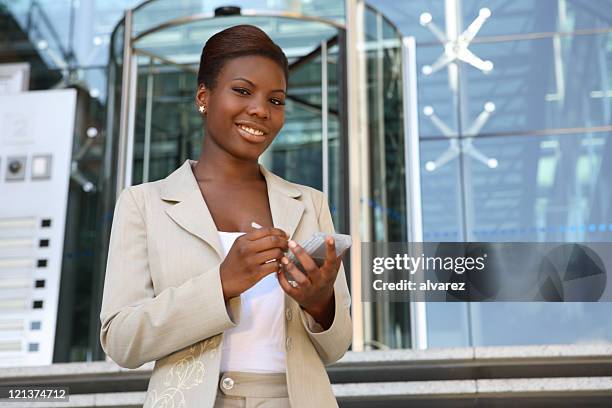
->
[246,98,270,119]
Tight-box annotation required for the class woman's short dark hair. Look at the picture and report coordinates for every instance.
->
[197,24,289,90]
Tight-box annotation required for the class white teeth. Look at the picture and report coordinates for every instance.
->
[238,124,264,136]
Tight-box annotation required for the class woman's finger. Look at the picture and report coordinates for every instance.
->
[288,240,318,275]
[320,240,341,282]
[251,248,284,265]
[277,265,299,296]
[244,234,288,253]
[243,227,288,241]
[325,236,336,260]
[255,260,281,280]
[282,257,311,287]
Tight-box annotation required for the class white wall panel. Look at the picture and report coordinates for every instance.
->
[0,89,76,366]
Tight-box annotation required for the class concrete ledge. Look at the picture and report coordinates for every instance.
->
[476,377,612,396]
[334,380,477,398]
[0,362,153,379]
[473,344,612,360]
[335,344,612,366]
[0,362,153,394]
[337,348,475,364]
[328,344,612,383]
[334,377,612,399]
[335,377,612,408]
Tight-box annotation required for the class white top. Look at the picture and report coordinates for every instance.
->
[218,231,286,373]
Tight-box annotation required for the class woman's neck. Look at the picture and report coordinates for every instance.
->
[193,142,262,183]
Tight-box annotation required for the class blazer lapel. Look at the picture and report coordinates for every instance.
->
[260,165,305,240]
[161,160,224,260]
[159,160,305,258]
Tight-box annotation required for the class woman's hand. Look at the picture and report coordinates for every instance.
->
[278,237,344,330]
[220,227,288,301]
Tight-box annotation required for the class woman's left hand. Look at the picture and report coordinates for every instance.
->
[277,236,342,330]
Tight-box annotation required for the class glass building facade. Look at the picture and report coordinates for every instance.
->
[1,0,611,363]
[374,0,612,349]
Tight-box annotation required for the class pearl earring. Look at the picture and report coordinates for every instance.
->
[198,105,207,113]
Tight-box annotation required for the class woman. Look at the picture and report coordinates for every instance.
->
[100,25,352,408]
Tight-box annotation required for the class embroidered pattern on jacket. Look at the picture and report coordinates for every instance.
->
[147,336,220,408]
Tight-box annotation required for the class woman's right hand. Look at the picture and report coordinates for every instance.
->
[220,227,289,301]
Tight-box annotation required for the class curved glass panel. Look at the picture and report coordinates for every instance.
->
[363,5,410,350]
[133,15,338,65]
[131,0,345,38]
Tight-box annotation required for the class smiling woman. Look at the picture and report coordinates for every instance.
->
[99,24,352,408]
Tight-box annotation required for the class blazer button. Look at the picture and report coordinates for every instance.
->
[222,377,234,390]
[286,336,293,351]
[285,308,293,321]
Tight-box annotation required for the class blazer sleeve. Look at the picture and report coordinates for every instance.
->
[99,188,241,369]
[298,191,352,365]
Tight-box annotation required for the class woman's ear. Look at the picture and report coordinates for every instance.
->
[195,84,208,112]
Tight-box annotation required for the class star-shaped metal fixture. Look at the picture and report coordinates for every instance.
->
[420,8,494,76]
[423,102,498,172]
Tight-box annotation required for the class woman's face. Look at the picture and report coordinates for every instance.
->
[197,55,287,161]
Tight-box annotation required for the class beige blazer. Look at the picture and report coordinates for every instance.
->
[100,160,352,408]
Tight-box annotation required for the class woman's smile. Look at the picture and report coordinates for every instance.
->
[235,121,268,143]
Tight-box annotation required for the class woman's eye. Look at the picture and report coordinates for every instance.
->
[233,88,250,95]
[270,98,285,106]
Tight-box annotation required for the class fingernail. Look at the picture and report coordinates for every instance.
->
[282,257,289,265]
[251,222,262,229]
[288,240,297,248]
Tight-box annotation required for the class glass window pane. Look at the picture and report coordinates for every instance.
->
[420,139,463,242]
[426,303,471,348]
[416,45,460,138]
[467,132,612,242]
[465,33,612,136]
[462,0,612,36]
[461,131,612,347]
[366,0,447,43]
[462,0,558,37]
[470,303,612,346]
[4,0,72,69]
[72,0,142,67]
